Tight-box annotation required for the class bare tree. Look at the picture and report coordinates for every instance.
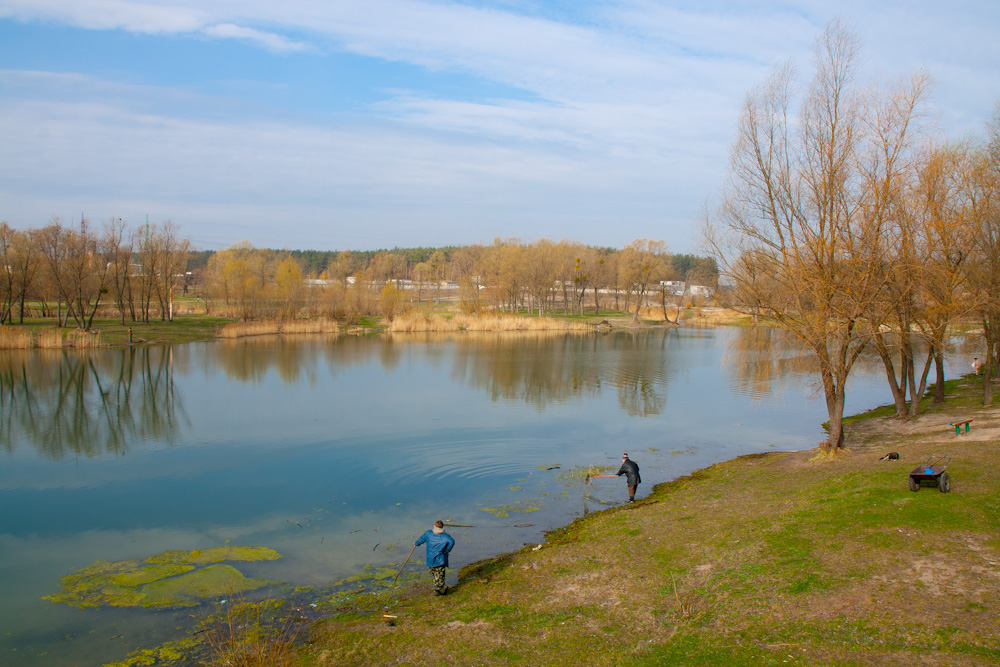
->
[9,229,40,323]
[35,219,73,326]
[524,240,558,316]
[705,21,931,450]
[273,255,305,321]
[619,239,668,322]
[0,223,14,323]
[156,221,190,321]
[591,250,612,314]
[103,218,135,325]
[960,105,1000,405]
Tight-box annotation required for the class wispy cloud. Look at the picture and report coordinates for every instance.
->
[0,0,208,33]
[200,23,312,53]
[1,1,997,250]
[0,69,699,248]
[0,0,310,51]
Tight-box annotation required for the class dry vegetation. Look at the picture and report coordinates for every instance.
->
[0,325,103,349]
[388,312,592,333]
[202,595,298,667]
[219,319,340,338]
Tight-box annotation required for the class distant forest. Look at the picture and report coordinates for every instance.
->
[186,244,718,284]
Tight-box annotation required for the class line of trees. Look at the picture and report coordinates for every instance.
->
[0,217,190,328]
[1,218,720,327]
[706,20,1000,450]
[199,237,718,323]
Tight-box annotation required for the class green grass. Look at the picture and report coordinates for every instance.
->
[824,376,981,430]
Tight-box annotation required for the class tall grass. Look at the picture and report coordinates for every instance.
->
[203,594,297,667]
[0,326,103,349]
[389,312,591,333]
[218,319,339,339]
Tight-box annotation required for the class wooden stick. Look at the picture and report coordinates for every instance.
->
[394,543,418,583]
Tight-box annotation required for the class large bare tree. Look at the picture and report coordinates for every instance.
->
[960,105,1000,405]
[706,21,931,450]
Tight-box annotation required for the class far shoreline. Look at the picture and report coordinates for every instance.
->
[0,306,749,349]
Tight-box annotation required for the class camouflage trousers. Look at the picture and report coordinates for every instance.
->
[429,565,447,593]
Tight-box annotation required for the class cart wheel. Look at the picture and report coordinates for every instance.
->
[908,476,919,492]
[938,472,950,493]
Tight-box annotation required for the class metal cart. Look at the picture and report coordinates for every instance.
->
[908,455,951,493]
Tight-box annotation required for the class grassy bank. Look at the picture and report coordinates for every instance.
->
[299,375,1000,666]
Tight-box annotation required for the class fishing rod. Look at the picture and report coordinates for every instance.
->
[444,523,534,528]
[393,543,418,583]
[584,473,617,485]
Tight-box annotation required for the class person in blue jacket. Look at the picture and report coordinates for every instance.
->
[617,452,641,502]
[415,520,455,595]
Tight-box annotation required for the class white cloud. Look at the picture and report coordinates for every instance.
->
[0,69,705,249]
[0,0,207,33]
[201,22,311,53]
[1,1,998,250]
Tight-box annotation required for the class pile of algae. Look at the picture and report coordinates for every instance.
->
[44,545,282,609]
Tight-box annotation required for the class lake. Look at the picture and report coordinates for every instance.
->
[0,326,967,666]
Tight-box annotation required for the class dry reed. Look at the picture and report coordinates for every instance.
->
[219,320,339,339]
[389,312,591,333]
[203,594,297,667]
[0,326,103,349]
[0,326,35,349]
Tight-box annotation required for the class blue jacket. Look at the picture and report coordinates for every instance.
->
[415,529,455,568]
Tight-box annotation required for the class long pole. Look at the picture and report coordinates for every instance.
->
[394,543,418,583]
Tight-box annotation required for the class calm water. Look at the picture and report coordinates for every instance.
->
[0,327,963,666]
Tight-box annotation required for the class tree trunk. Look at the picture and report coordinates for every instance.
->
[824,384,847,451]
[906,349,935,417]
[873,334,909,417]
[983,363,994,406]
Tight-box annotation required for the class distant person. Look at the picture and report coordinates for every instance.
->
[414,520,455,596]
[616,452,641,503]
[973,357,982,376]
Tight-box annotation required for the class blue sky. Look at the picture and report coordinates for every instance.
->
[1,1,998,252]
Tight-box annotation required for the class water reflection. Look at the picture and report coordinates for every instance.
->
[210,331,675,414]
[1,347,187,460]
[726,327,816,399]
[448,332,605,409]
[215,336,326,385]
[610,331,671,416]
[6,327,959,462]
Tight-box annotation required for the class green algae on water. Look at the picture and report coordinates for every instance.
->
[102,637,200,667]
[341,563,399,584]
[148,545,281,566]
[43,545,282,609]
[141,564,279,608]
[480,503,541,518]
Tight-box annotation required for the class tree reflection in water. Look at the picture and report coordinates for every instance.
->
[1,347,187,460]
[6,326,940,462]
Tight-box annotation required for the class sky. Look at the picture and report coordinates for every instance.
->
[1,1,998,253]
